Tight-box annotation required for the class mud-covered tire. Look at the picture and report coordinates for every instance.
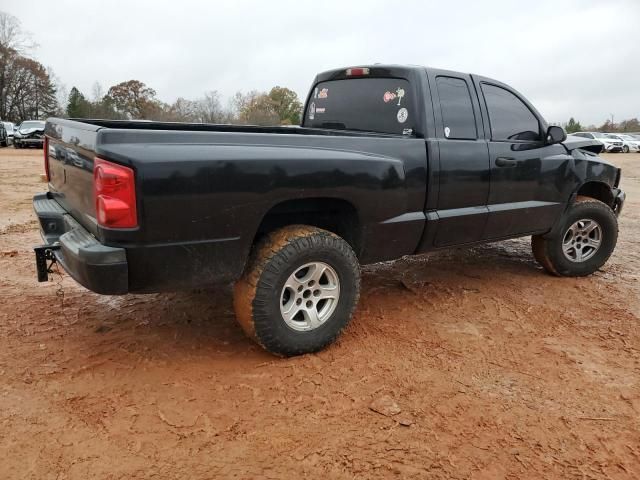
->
[532,196,618,277]
[233,225,360,357]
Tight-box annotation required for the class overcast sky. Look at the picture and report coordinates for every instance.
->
[3,0,639,126]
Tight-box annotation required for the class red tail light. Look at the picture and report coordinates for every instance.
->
[346,67,370,77]
[44,136,50,181]
[94,157,138,228]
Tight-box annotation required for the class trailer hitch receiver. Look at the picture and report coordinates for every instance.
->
[34,245,60,282]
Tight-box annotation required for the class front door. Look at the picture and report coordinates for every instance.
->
[476,81,568,239]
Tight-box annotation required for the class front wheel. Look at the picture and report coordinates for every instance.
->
[623,145,629,153]
[532,196,618,276]
[233,225,360,356]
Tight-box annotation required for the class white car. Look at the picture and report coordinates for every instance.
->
[571,132,623,152]
[2,121,15,144]
[612,133,640,153]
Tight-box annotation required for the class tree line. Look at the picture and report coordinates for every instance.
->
[563,117,640,134]
[65,80,302,125]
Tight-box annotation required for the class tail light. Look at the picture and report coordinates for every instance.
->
[346,67,370,77]
[43,136,50,181]
[94,157,138,228]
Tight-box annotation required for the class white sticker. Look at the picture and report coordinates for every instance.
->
[309,102,316,120]
[395,88,405,106]
[397,108,408,124]
[444,126,450,138]
[316,107,326,113]
[313,87,318,99]
[318,88,328,99]
[402,128,413,136]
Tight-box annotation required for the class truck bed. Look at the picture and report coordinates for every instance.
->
[42,117,429,292]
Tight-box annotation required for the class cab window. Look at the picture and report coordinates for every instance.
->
[436,76,477,140]
[481,83,541,142]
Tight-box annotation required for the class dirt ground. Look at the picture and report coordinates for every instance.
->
[0,147,638,479]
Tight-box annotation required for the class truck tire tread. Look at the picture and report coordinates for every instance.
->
[233,225,360,356]
[531,196,617,277]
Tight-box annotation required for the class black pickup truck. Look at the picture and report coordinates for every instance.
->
[34,65,625,356]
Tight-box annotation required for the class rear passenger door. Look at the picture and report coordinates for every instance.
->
[475,79,568,239]
[427,70,490,247]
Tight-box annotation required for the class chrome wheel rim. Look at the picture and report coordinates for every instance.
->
[280,262,340,331]
[562,219,602,263]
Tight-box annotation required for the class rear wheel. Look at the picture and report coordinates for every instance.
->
[623,145,629,153]
[532,196,618,276]
[233,225,360,357]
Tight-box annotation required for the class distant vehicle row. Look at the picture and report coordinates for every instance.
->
[570,131,640,153]
[0,120,45,148]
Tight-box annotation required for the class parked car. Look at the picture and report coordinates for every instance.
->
[34,64,625,356]
[572,131,623,152]
[0,122,7,147]
[3,121,15,144]
[611,133,640,153]
[14,120,46,148]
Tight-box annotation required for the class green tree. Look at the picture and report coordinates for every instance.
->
[564,117,583,134]
[267,86,302,125]
[66,86,91,118]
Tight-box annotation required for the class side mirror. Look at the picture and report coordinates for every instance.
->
[546,125,566,145]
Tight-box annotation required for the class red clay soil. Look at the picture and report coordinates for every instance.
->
[1,148,639,479]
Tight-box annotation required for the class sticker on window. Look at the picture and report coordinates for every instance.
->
[318,88,328,99]
[383,91,397,103]
[397,108,408,124]
[444,126,451,138]
[309,102,316,120]
[395,88,405,106]
[316,107,326,114]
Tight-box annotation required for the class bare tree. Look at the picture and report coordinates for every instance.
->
[0,11,36,53]
[197,90,230,123]
[91,82,104,103]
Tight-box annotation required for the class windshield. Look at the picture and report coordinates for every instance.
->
[20,121,45,129]
[592,132,606,139]
[604,134,620,139]
[303,77,414,135]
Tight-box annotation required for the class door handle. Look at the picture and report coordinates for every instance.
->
[495,157,517,167]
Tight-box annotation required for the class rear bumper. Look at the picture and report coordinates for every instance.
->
[33,192,128,294]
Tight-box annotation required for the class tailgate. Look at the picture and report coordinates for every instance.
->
[46,118,101,237]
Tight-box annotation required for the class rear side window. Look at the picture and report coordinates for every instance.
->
[481,83,541,141]
[436,76,477,140]
[303,78,414,135]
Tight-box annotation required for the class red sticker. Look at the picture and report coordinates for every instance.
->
[383,91,397,103]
